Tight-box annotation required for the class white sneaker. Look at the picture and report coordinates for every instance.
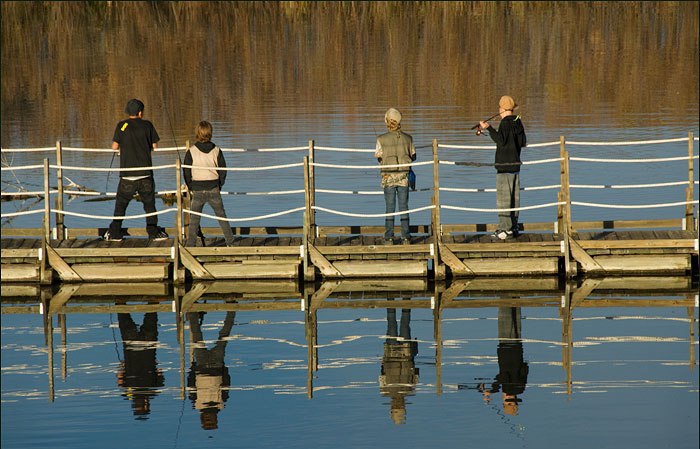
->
[102,230,123,242]
[494,230,508,240]
[151,229,169,241]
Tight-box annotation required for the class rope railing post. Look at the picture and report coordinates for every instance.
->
[686,131,695,230]
[560,136,572,235]
[174,158,183,284]
[308,140,316,231]
[41,158,51,283]
[303,156,313,245]
[176,158,183,245]
[432,138,443,279]
[55,140,65,239]
[559,136,573,276]
[183,139,191,238]
[43,158,51,243]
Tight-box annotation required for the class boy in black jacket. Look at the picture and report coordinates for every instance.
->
[479,95,527,240]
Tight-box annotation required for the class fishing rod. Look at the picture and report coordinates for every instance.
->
[470,111,501,136]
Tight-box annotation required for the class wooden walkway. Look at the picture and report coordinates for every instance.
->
[1,226,697,283]
[2,133,697,283]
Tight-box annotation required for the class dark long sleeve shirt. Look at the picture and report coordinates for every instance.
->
[487,115,527,173]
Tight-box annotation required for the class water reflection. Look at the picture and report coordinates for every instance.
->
[379,299,419,425]
[186,311,235,431]
[116,312,164,419]
[0,277,697,443]
[478,307,528,417]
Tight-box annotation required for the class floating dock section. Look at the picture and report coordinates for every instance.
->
[2,134,698,283]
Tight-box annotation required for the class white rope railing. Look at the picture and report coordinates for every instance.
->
[221,189,305,196]
[49,163,177,172]
[1,164,45,171]
[440,184,561,193]
[312,205,435,218]
[439,157,563,166]
[181,162,303,171]
[1,208,45,218]
[54,208,177,220]
[438,141,560,150]
[183,206,306,222]
[257,146,308,152]
[1,190,57,197]
[310,160,433,170]
[441,202,565,213]
[571,200,698,210]
[570,181,690,189]
[1,147,56,153]
[314,146,374,153]
[570,155,697,163]
[315,187,433,195]
[566,137,691,146]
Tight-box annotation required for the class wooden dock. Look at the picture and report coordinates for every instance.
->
[2,135,698,283]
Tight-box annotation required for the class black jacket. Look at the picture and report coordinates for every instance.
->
[487,115,527,173]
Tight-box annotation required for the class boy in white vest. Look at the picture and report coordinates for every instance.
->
[183,121,235,246]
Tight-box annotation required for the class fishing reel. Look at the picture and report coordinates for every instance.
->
[475,125,483,136]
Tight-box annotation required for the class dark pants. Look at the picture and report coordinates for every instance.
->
[109,177,159,237]
[384,185,410,239]
[186,188,235,246]
[496,172,520,232]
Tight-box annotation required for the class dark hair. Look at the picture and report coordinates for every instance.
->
[125,99,144,116]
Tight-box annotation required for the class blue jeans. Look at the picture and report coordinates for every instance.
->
[384,185,410,239]
[186,188,235,246]
[496,172,520,232]
[109,177,159,238]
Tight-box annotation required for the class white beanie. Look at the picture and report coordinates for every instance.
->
[384,108,402,125]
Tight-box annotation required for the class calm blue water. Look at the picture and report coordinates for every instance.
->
[1,283,698,449]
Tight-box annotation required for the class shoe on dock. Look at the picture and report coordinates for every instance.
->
[151,229,169,241]
[384,238,394,245]
[401,238,411,245]
[102,230,123,242]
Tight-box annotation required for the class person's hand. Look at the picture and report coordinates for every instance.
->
[479,121,490,129]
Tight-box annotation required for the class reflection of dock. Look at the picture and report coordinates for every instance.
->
[2,277,696,402]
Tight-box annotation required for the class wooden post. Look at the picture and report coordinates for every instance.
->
[560,137,573,277]
[686,131,695,230]
[174,158,183,284]
[55,141,64,240]
[43,159,51,242]
[183,140,191,237]
[303,156,315,281]
[303,156,313,244]
[308,140,316,231]
[431,139,444,280]
[560,136,572,235]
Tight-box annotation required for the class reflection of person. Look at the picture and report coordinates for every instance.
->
[379,301,419,425]
[104,99,168,241]
[187,311,235,430]
[479,95,527,240]
[479,307,529,416]
[116,313,164,419]
[374,108,416,245]
[183,121,235,247]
